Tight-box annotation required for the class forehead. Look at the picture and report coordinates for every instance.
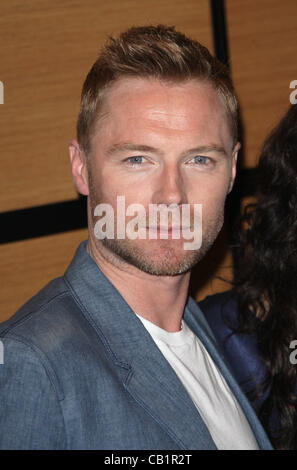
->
[92,77,231,149]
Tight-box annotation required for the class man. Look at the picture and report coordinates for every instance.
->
[0,25,272,450]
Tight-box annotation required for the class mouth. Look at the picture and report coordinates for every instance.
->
[145,226,191,233]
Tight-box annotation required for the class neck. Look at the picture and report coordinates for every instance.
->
[86,237,191,332]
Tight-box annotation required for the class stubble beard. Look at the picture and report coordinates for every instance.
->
[88,171,224,276]
[89,195,223,278]
[99,222,223,276]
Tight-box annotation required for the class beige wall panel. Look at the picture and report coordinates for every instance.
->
[0,229,88,322]
[0,0,212,212]
[226,0,297,167]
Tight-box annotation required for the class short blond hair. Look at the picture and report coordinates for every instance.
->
[77,25,238,156]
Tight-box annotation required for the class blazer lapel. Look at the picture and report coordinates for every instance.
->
[64,242,216,449]
[122,323,217,450]
[64,242,272,450]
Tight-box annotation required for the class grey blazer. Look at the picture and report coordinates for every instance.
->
[0,241,273,449]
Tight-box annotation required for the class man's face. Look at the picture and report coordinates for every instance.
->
[85,77,239,276]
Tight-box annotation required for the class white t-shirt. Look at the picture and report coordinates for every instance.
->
[136,314,259,450]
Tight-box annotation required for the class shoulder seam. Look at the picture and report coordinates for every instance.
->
[2,333,68,448]
[0,290,69,337]
[2,333,65,402]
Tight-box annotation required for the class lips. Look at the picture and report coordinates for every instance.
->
[146,226,191,230]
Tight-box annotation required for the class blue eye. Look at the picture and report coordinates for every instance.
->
[193,155,209,164]
[127,156,144,165]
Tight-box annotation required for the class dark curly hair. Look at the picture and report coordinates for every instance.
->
[233,104,297,449]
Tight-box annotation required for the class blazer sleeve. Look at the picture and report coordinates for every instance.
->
[0,335,66,449]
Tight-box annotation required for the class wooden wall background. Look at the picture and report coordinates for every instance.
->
[0,0,296,321]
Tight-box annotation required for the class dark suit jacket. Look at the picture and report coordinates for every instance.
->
[199,290,297,439]
[199,290,269,411]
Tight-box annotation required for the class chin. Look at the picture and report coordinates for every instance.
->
[100,237,207,276]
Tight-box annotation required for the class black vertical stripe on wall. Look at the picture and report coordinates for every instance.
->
[209,0,230,68]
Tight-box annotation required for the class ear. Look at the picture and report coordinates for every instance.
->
[228,141,241,194]
[69,140,89,196]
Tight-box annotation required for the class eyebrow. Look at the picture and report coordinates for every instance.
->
[106,142,228,158]
[183,145,228,158]
[106,143,162,156]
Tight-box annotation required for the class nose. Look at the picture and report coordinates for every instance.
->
[151,163,186,206]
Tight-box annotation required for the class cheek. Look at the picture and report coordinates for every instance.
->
[90,170,151,209]
[189,175,230,203]
[89,161,120,203]
[100,170,151,205]
[191,181,229,223]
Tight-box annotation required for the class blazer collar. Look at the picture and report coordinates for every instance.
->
[64,241,272,450]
